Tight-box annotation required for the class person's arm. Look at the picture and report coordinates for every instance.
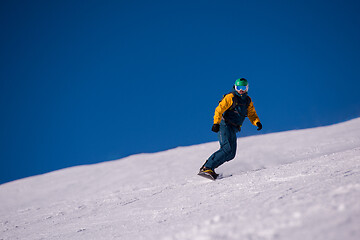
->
[247,99,260,126]
[213,93,234,124]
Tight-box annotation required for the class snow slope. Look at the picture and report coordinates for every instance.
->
[1,118,360,240]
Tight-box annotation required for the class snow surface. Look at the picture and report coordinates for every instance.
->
[1,118,360,240]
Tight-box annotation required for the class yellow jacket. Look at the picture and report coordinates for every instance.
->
[213,92,260,127]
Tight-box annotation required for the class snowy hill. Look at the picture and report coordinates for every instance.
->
[1,119,360,240]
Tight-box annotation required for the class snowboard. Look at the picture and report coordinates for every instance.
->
[197,171,219,180]
[197,172,232,181]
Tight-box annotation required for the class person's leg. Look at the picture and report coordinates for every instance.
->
[204,123,237,170]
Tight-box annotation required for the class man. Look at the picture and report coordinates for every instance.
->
[199,78,262,179]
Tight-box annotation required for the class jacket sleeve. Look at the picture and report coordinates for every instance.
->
[213,93,234,124]
[247,98,260,126]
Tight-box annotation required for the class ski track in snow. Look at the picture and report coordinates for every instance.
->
[1,118,360,240]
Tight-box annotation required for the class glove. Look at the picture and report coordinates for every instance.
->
[211,124,220,133]
[256,122,262,131]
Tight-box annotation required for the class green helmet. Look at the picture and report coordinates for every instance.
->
[234,78,249,92]
[235,78,248,86]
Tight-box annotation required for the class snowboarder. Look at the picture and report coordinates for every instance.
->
[198,78,262,180]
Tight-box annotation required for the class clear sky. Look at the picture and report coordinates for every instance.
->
[1,0,360,184]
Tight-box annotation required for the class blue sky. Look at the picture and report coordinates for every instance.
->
[1,0,360,184]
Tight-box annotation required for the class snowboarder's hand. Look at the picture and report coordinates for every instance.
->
[212,124,220,133]
[256,122,262,131]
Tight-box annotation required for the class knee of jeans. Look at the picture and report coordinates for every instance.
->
[222,143,233,154]
[223,142,236,152]
[226,151,236,161]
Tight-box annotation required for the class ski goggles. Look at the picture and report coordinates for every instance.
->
[235,85,248,91]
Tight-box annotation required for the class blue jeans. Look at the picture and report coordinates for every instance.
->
[204,121,237,170]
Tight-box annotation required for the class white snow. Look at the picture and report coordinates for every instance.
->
[1,118,360,240]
